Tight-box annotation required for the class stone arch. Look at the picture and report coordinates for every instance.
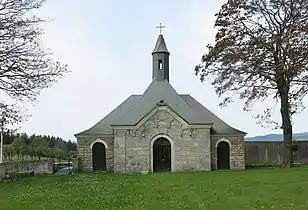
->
[150,134,175,172]
[90,139,108,172]
[89,139,108,149]
[216,138,231,170]
[215,138,231,148]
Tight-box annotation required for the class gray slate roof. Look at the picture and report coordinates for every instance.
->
[75,81,246,136]
[152,35,169,54]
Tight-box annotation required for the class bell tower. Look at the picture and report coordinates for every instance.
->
[152,23,170,82]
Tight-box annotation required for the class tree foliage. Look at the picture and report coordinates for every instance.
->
[0,102,26,131]
[195,0,308,165]
[2,132,77,161]
[3,144,14,160]
[0,0,69,130]
[0,0,68,101]
[11,136,27,159]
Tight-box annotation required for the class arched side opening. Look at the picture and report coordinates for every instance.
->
[92,142,106,172]
[153,137,171,172]
[217,141,230,170]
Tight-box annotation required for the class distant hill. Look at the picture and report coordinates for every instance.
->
[245,132,308,141]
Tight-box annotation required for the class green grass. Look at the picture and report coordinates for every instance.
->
[1,167,308,210]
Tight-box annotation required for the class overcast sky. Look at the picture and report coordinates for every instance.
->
[16,0,308,141]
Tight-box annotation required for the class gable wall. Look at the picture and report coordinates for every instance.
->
[77,136,114,172]
[113,106,211,173]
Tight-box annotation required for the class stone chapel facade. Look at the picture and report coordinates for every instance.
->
[75,34,246,173]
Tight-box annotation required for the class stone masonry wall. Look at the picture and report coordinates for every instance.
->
[77,136,114,172]
[210,136,245,170]
[113,106,211,173]
[0,160,53,180]
[113,130,126,172]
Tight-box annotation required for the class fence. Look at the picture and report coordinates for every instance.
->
[244,141,308,165]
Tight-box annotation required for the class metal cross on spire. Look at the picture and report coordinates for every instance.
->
[156,22,166,35]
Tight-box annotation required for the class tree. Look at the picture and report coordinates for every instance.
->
[0,104,22,162]
[11,137,27,160]
[0,130,76,161]
[3,144,14,161]
[68,150,76,159]
[30,137,48,160]
[0,0,69,130]
[0,103,25,132]
[66,140,77,151]
[195,0,308,166]
[0,0,68,101]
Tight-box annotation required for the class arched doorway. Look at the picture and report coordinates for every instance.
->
[153,138,171,172]
[217,141,230,170]
[92,142,106,171]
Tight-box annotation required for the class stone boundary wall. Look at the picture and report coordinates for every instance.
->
[0,160,54,180]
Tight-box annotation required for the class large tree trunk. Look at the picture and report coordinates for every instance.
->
[280,91,293,167]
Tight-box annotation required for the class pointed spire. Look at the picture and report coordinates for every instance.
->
[152,23,170,82]
[152,35,170,55]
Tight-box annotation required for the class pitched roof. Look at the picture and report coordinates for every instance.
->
[110,81,209,125]
[75,95,142,136]
[75,81,246,136]
[180,94,246,135]
[152,35,169,54]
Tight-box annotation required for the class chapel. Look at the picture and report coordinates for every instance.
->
[75,31,246,173]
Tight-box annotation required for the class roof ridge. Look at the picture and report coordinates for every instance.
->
[110,81,208,126]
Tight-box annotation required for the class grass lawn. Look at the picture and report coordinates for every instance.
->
[0,167,308,210]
